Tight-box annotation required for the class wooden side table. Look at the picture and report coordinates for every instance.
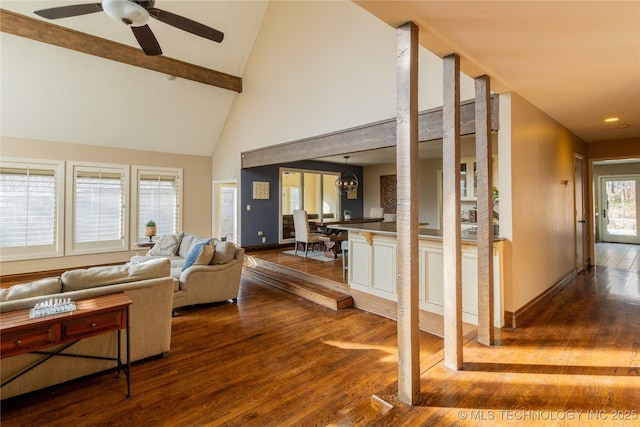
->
[1,292,133,397]
[136,240,155,248]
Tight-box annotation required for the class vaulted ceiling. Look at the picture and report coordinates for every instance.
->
[2,1,638,158]
[1,1,268,156]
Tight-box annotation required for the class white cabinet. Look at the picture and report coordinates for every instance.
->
[347,232,504,327]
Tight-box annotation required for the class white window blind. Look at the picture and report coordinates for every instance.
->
[75,170,124,242]
[0,160,64,261]
[138,172,180,238]
[67,163,129,255]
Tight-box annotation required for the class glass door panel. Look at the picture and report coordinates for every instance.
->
[601,176,639,244]
[282,171,301,214]
[281,171,301,240]
[322,174,338,218]
[303,173,321,218]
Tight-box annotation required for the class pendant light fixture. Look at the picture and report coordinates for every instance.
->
[335,156,358,195]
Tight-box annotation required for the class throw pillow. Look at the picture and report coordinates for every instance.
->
[149,232,184,256]
[182,240,214,271]
[211,240,236,264]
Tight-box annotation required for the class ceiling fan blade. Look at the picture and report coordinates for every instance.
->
[148,8,224,43]
[34,3,103,20]
[131,25,162,56]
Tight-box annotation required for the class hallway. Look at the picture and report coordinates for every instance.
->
[595,242,640,271]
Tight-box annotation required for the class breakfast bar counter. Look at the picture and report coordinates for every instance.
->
[332,222,505,331]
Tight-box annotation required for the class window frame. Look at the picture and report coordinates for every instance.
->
[0,158,65,261]
[66,161,130,256]
[131,166,183,246]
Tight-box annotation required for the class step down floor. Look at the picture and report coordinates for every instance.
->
[243,255,352,311]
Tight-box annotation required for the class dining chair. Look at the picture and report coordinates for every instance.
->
[292,209,324,257]
[369,207,384,218]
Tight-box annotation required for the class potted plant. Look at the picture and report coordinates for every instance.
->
[145,220,156,241]
[343,209,352,220]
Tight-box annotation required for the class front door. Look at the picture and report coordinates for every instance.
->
[600,175,640,244]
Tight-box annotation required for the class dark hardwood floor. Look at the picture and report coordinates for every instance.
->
[1,265,638,426]
[247,246,348,284]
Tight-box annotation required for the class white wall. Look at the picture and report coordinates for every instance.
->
[505,93,587,312]
[213,0,477,183]
[362,136,499,228]
[0,32,235,156]
[364,159,442,226]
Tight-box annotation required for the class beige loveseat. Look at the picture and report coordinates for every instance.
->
[129,232,245,309]
[0,258,173,399]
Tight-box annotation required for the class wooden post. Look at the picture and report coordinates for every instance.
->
[475,75,495,345]
[396,21,420,405]
[443,54,463,370]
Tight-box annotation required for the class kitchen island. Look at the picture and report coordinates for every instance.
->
[333,222,505,334]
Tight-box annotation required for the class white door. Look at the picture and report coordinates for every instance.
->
[213,181,237,243]
[600,175,640,244]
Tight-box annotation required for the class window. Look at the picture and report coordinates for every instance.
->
[66,162,129,255]
[279,168,340,243]
[0,159,64,261]
[132,167,182,243]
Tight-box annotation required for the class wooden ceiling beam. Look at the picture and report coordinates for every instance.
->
[241,96,499,168]
[0,9,242,93]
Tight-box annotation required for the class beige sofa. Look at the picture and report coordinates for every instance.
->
[129,232,245,309]
[0,258,174,399]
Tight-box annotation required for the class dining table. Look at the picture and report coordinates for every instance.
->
[309,217,384,235]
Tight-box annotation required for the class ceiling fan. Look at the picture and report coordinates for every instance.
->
[33,0,224,56]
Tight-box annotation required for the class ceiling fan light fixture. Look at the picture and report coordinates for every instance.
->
[102,0,149,27]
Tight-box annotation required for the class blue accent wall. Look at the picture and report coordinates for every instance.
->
[240,160,363,247]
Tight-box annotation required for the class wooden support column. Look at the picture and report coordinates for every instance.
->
[475,75,495,345]
[443,54,463,370]
[396,21,420,405]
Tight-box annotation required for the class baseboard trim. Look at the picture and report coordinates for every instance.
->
[244,243,291,253]
[504,269,578,328]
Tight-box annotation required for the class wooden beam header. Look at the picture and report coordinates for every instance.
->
[241,95,499,168]
[0,9,242,93]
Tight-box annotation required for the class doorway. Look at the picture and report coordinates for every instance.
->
[213,180,238,243]
[599,175,640,244]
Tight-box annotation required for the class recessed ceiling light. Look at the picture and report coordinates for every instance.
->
[604,117,620,123]
[618,124,630,130]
